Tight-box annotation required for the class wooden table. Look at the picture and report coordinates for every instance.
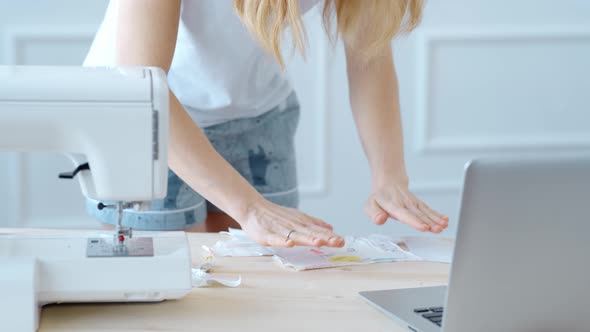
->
[39,233,450,332]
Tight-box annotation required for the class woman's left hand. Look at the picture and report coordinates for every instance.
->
[365,180,449,233]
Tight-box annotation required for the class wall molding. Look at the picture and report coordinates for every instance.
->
[0,153,24,227]
[415,25,590,154]
[3,25,96,65]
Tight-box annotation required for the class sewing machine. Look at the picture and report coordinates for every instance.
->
[0,66,193,331]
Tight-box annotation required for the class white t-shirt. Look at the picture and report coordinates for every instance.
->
[84,0,320,127]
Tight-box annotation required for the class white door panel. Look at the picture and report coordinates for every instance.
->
[0,152,22,227]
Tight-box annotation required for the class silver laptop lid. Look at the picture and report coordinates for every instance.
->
[443,157,590,331]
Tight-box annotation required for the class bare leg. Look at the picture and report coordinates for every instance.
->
[185,211,241,233]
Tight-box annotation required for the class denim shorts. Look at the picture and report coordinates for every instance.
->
[86,92,300,230]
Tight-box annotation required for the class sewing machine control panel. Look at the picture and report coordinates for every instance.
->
[86,237,154,257]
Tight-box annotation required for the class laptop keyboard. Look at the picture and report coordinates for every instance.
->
[414,307,444,326]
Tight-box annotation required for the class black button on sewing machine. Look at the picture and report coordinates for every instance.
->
[423,312,442,319]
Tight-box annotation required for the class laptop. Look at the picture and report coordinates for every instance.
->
[360,157,590,332]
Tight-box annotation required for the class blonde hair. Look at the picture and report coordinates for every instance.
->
[234,0,423,67]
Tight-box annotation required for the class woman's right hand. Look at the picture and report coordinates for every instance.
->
[239,199,345,248]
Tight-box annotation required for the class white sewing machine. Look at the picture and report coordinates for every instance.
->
[0,66,193,331]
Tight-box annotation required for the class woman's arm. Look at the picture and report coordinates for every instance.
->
[345,44,448,233]
[116,0,258,224]
[114,0,344,247]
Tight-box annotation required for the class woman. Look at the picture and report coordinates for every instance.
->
[84,0,448,248]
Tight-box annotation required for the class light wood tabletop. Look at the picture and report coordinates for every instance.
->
[38,233,451,332]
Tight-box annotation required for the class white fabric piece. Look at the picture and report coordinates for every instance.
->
[191,255,242,288]
[207,229,422,271]
[398,236,455,264]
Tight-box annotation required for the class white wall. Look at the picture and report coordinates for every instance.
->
[1,0,589,237]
